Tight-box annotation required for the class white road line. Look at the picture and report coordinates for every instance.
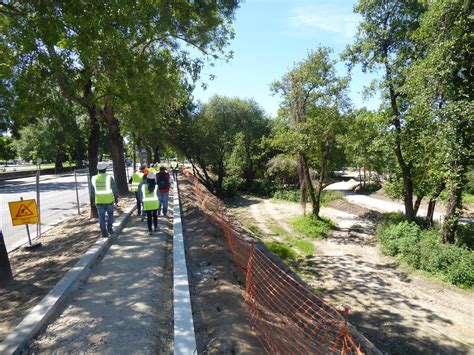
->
[172,179,197,354]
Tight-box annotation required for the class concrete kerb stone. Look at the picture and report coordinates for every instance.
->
[0,203,136,355]
[173,179,197,354]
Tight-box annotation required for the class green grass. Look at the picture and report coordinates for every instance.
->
[269,223,315,256]
[286,237,315,256]
[463,193,474,204]
[269,223,289,237]
[290,215,335,239]
[263,241,298,261]
[320,191,345,205]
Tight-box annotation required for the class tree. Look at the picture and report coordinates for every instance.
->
[343,109,389,186]
[271,47,348,218]
[176,96,267,196]
[401,0,473,242]
[1,1,240,196]
[0,135,15,165]
[343,0,426,222]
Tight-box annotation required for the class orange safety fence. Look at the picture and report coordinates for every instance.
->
[182,169,363,354]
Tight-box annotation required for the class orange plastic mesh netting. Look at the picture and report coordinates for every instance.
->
[182,171,363,354]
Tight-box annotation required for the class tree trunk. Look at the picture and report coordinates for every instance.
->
[426,183,445,226]
[442,183,463,244]
[413,195,424,217]
[299,153,318,218]
[54,146,63,169]
[145,146,152,167]
[133,141,137,172]
[216,159,225,197]
[102,97,128,195]
[363,167,366,188]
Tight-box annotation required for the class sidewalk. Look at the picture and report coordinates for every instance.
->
[28,213,173,353]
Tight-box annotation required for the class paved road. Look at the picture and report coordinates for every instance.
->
[0,168,133,252]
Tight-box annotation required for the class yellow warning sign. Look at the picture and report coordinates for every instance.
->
[8,199,40,226]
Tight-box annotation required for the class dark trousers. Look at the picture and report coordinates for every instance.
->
[146,210,158,231]
[134,191,141,214]
[172,169,178,180]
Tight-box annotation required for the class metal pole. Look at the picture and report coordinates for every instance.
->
[20,197,33,246]
[36,170,41,238]
[74,169,80,214]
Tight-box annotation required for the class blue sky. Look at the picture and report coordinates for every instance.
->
[192,0,381,117]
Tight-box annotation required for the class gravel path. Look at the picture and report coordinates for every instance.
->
[235,198,474,354]
[28,213,173,354]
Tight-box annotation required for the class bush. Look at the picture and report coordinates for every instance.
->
[272,189,344,206]
[456,222,474,249]
[291,215,335,239]
[240,179,274,196]
[377,217,474,288]
[273,189,301,202]
[223,175,244,197]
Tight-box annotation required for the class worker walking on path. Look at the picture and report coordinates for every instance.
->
[170,158,179,180]
[129,166,144,216]
[156,166,174,217]
[139,172,159,235]
[91,161,119,238]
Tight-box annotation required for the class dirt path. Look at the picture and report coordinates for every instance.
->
[0,197,135,343]
[28,212,173,353]
[229,197,474,354]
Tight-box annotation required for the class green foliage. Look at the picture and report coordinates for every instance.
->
[291,215,335,239]
[0,135,15,163]
[222,175,244,198]
[377,217,474,288]
[456,223,474,250]
[263,241,298,261]
[272,189,343,206]
[265,155,299,188]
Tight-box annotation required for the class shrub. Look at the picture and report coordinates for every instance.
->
[272,189,344,206]
[223,175,244,197]
[273,189,301,202]
[291,215,335,239]
[377,217,474,288]
[456,222,474,249]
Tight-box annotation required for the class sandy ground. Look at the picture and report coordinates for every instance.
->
[28,207,173,353]
[228,196,474,355]
[180,179,263,354]
[0,197,135,343]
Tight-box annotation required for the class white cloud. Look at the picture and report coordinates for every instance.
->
[288,4,361,38]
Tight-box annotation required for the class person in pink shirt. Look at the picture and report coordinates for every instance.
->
[156,166,174,216]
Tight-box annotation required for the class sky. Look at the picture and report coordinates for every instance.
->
[192,0,381,117]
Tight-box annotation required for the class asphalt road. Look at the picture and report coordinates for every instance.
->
[0,171,92,252]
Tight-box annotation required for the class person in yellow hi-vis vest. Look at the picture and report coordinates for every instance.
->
[129,165,144,216]
[139,172,159,235]
[91,161,119,238]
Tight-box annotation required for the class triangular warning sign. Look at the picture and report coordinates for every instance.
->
[15,204,35,218]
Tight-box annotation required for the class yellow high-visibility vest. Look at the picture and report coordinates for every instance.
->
[92,173,114,204]
[142,184,159,211]
[131,172,143,192]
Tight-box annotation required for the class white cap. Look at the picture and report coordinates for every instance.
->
[147,172,156,179]
[97,161,108,170]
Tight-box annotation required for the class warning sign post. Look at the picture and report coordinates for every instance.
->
[8,198,42,250]
[8,199,40,226]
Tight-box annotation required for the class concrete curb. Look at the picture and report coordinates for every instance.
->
[172,179,197,354]
[0,203,136,355]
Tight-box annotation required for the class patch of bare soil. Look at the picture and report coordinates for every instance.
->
[228,195,474,355]
[0,196,135,343]
[180,179,263,354]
